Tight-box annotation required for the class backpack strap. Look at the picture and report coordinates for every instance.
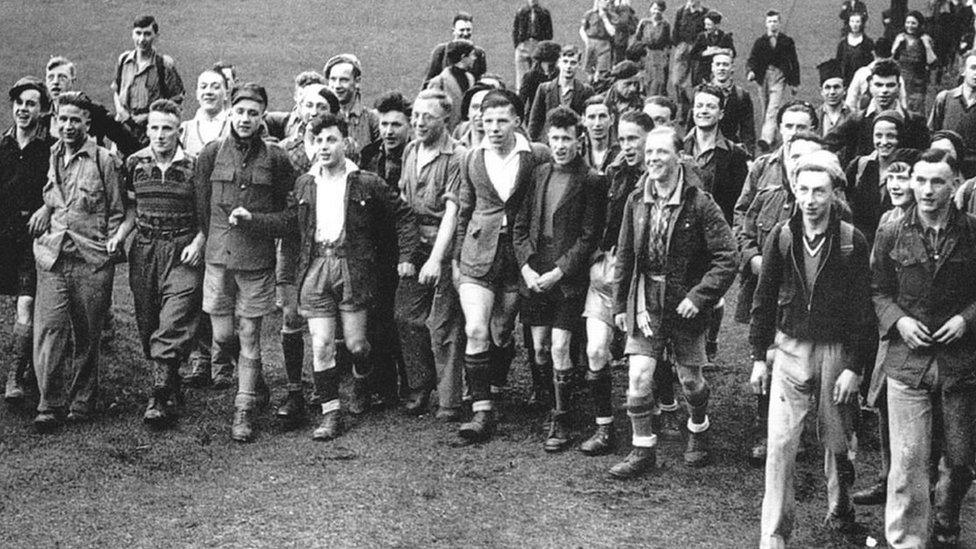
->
[155,54,169,99]
[114,53,127,94]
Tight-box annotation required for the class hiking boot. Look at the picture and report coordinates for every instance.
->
[852,480,886,506]
[33,410,64,433]
[543,412,571,453]
[348,376,370,416]
[275,391,306,425]
[231,408,255,442]
[458,410,495,442]
[608,447,656,479]
[402,388,431,416]
[684,430,710,467]
[312,410,343,441]
[183,355,212,388]
[580,423,616,456]
[4,369,25,404]
[143,394,171,429]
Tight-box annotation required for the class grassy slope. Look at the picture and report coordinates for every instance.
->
[0,0,968,547]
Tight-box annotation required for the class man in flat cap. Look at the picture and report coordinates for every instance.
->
[519,40,561,121]
[604,60,645,118]
[1,77,56,406]
[194,83,298,442]
[325,54,380,160]
[528,45,595,142]
[31,91,126,431]
[816,59,855,138]
[513,0,554,90]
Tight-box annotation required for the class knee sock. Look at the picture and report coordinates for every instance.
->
[235,357,262,410]
[586,369,613,424]
[11,322,32,379]
[281,332,305,392]
[685,383,710,429]
[627,394,656,448]
[489,341,515,388]
[653,360,677,410]
[465,351,492,406]
[313,368,341,413]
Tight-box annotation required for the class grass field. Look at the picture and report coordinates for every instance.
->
[0,0,970,547]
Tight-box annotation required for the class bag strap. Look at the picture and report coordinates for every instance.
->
[839,220,854,257]
[155,53,169,99]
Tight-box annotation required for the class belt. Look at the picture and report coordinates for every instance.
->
[137,225,194,239]
[313,241,346,257]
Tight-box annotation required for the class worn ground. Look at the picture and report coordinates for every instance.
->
[0,0,971,547]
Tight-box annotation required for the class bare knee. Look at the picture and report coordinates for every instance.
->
[345,335,370,358]
[677,366,703,394]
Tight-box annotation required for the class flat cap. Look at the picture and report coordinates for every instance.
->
[231,82,268,107]
[610,60,641,81]
[324,54,363,79]
[8,76,51,111]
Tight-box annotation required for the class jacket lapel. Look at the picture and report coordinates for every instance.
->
[533,163,551,233]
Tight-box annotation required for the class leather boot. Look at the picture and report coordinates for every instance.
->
[276,391,307,426]
[459,409,495,442]
[4,323,31,404]
[608,446,656,479]
[684,385,711,466]
[580,423,616,455]
[144,361,172,428]
[312,409,343,440]
[750,393,770,467]
[544,370,573,452]
[347,351,372,416]
[231,357,261,442]
[231,408,254,442]
[685,426,711,467]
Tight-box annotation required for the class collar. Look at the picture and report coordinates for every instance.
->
[479,131,531,156]
[418,132,456,156]
[2,124,48,146]
[315,157,360,179]
[865,100,905,117]
[905,204,959,231]
[343,96,365,119]
[952,84,976,106]
[57,135,97,161]
[644,168,685,205]
[121,49,158,66]
[194,108,228,123]
[685,128,729,151]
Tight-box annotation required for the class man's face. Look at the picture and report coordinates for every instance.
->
[230,99,264,138]
[328,63,358,105]
[785,139,822,187]
[583,103,612,141]
[468,90,489,133]
[711,54,733,83]
[870,75,899,109]
[692,92,722,129]
[45,65,74,100]
[873,120,899,159]
[650,3,663,19]
[299,85,331,122]
[310,125,347,170]
[197,71,227,113]
[412,97,447,146]
[963,55,976,90]
[885,167,913,208]
[644,103,674,128]
[548,126,580,166]
[821,78,845,106]
[794,170,834,224]
[617,120,648,166]
[482,105,519,150]
[57,104,90,147]
[615,77,641,100]
[765,15,780,35]
[147,110,180,157]
[779,110,813,145]
[453,19,473,40]
[132,25,156,52]
[644,131,679,181]
[912,161,957,215]
[12,89,42,130]
[378,110,410,150]
[558,54,579,80]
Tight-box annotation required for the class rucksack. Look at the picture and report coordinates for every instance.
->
[114,51,170,101]
[778,220,854,260]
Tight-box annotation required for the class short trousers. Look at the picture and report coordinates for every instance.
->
[202,263,276,319]
[625,327,707,368]
[582,252,616,327]
[275,237,300,287]
[521,288,585,330]
[459,234,520,294]
[298,253,364,318]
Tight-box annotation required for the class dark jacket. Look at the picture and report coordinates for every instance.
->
[194,131,297,271]
[582,138,621,176]
[714,83,756,156]
[528,79,595,142]
[424,43,487,87]
[845,153,891,248]
[512,5,553,47]
[749,210,875,372]
[613,168,738,334]
[293,168,419,305]
[746,33,800,87]
[455,140,551,277]
[598,157,644,252]
[519,66,558,119]
[513,157,606,296]
[872,207,976,391]
[826,107,930,167]
[689,29,735,85]
[681,130,750,224]
[43,103,141,158]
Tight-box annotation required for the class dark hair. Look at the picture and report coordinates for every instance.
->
[545,106,582,136]
[644,95,677,120]
[446,39,476,65]
[765,9,780,18]
[584,94,613,115]
[789,130,826,147]
[651,1,666,10]
[930,130,965,158]
[374,91,412,117]
[619,110,655,132]
[57,91,95,117]
[308,113,349,138]
[694,84,726,110]
[294,71,325,88]
[918,148,959,175]
[133,15,158,32]
[776,100,819,129]
[874,37,893,58]
[460,83,495,121]
[212,61,237,82]
[905,10,925,25]
[46,56,75,76]
[705,10,722,24]
[453,11,473,25]
[480,89,522,118]
[148,98,180,119]
[872,59,901,81]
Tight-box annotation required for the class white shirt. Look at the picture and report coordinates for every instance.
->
[314,158,359,244]
[480,132,531,203]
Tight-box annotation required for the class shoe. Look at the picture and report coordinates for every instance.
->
[684,430,710,467]
[750,437,768,467]
[458,410,495,442]
[608,447,656,479]
[183,356,212,388]
[580,423,616,456]
[852,481,886,506]
[823,506,858,534]
[231,408,255,442]
[143,395,171,428]
[347,377,370,416]
[402,388,431,416]
[705,341,718,364]
[652,411,682,438]
[435,407,462,422]
[312,410,343,441]
[4,369,25,405]
[33,411,64,433]
[275,391,306,425]
[543,412,571,453]
[66,410,92,424]
[211,363,235,390]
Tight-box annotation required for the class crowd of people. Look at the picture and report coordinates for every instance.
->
[3,1,976,547]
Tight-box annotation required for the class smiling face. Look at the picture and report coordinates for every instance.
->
[912,160,957,215]
[468,90,489,133]
[794,169,834,225]
[453,19,473,40]
[196,71,227,114]
[711,53,733,83]
[904,15,919,35]
[12,89,43,131]
[310,124,347,170]
[57,103,91,147]
[643,131,679,182]
[412,97,447,146]
[870,74,899,109]
[147,110,180,157]
[692,91,722,130]
[873,120,899,159]
[299,84,333,122]
[327,63,358,105]
[885,164,913,208]
[821,78,845,107]
[617,120,648,166]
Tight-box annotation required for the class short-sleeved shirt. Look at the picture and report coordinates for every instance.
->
[399,133,464,231]
[124,146,197,231]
